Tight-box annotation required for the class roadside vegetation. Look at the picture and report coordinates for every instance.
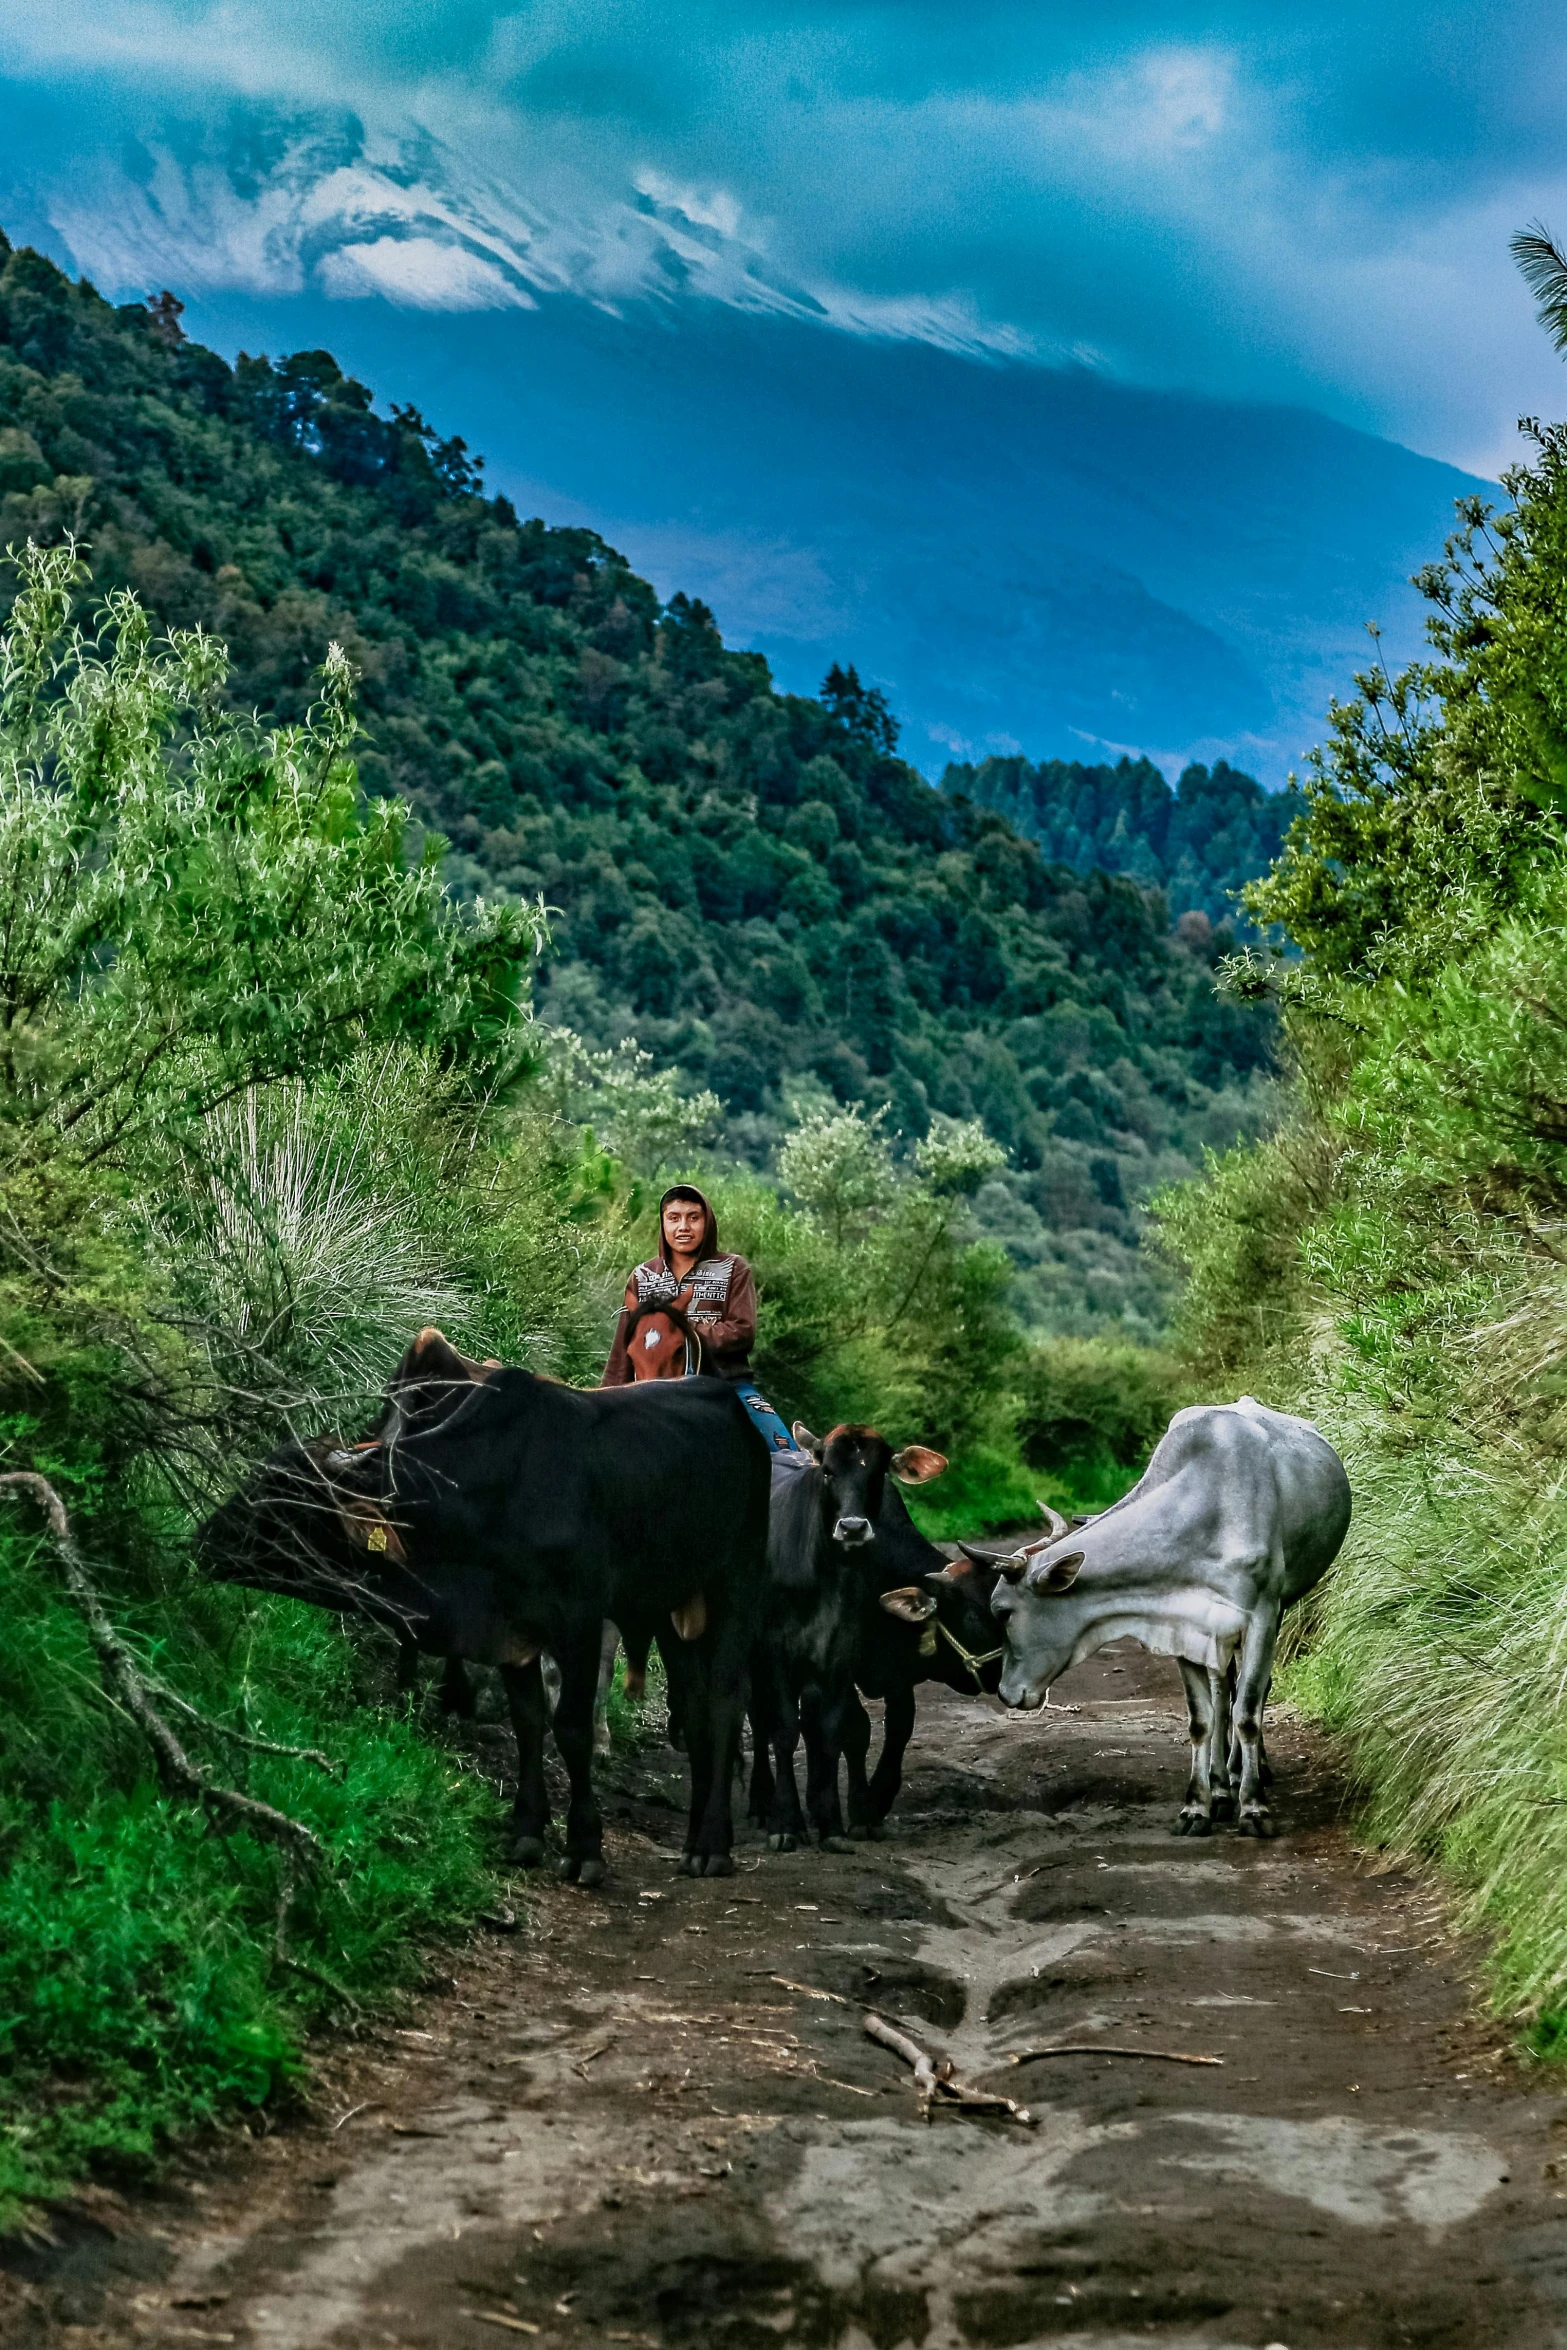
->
[1154,299,1567,2041]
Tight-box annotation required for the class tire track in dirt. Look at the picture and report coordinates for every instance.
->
[9,1645,1567,2350]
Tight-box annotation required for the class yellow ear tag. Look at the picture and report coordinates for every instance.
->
[919,1623,938,1657]
[366,1523,389,1554]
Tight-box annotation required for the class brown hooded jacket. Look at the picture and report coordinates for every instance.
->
[599,1185,758,1386]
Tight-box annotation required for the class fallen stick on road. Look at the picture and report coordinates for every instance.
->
[1008,2043,1223,2068]
[863,2012,1036,2127]
[772,1975,849,2003]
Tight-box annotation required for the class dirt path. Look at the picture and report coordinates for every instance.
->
[10,1645,1567,2350]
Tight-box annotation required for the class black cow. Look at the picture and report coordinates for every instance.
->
[838,1548,1008,1832]
[748,1422,950,1850]
[199,1332,771,1882]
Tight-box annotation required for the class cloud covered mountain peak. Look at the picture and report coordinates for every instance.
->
[44,105,1030,357]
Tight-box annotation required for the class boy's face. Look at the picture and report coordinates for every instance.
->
[663,1198,705,1257]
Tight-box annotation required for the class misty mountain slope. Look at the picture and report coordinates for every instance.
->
[176,284,1483,781]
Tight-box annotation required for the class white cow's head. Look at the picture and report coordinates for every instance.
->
[988,1502,1086,1707]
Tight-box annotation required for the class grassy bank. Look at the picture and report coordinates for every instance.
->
[1155,387,1567,2043]
[0,1522,505,2219]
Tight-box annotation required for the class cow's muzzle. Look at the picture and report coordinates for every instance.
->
[999,1659,1049,1712]
[833,1515,872,1548]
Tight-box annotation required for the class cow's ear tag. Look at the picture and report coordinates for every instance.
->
[365,1523,389,1554]
[1031,1548,1085,1594]
[890,1445,948,1485]
[879,1586,937,1624]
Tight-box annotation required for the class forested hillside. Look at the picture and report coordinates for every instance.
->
[943,753,1305,928]
[1157,418,1567,2038]
[0,232,1277,1337]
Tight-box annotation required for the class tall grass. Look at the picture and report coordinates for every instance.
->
[1278,1406,1567,2039]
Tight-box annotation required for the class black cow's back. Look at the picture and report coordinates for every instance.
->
[384,1369,769,1649]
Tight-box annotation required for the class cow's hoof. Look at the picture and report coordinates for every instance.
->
[820,1834,855,1854]
[510,1835,547,1868]
[1238,1811,1276,1839]
[577,1857,607,1887]
[702,1853,735,1878]
[1210,1792,1236,1821]
[557,1856,582,1882]
[847,1824,873,1841]
[677,1851,703,1876]
[1177,1812,1211,1837]
[767,1832,799,1853]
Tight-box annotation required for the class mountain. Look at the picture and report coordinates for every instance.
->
[8,109,1487,785]
[0,231,1279,1339]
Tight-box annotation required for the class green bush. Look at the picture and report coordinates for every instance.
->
[1014,1336,1185,1495]
[0,551,613,2227]
[1156,382,1567,2036]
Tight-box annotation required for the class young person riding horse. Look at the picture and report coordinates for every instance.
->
[600,1185,795,1455]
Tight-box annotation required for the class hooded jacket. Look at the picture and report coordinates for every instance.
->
[599,1186,758,1386]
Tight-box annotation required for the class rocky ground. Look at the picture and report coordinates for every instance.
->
[8,1644,1567,2350]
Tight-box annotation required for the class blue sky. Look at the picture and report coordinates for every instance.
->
[0,5,1560,777]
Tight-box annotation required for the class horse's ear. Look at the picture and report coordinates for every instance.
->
[792,1422,823,1461]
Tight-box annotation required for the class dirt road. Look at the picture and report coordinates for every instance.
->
[10,1645,1567,2350]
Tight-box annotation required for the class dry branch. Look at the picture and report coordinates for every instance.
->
[152,1678,342,1776]
[1008,2042,1223,2068]
[0,1471,322,1870]
[862,2011,1035,2126]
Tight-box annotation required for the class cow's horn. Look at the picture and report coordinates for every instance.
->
[1035,1499,1071,1542]
[995,1547,1030,1583]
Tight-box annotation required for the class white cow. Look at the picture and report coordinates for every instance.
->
[986,1398,1351,1837]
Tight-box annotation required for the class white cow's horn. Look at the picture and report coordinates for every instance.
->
[996,1547,1030,1583]
[1035,1499,1071,1543]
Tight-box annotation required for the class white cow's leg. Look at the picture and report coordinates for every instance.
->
[593,1619,620,1755]
[1177,1659,1216,1834]
[1234,1606,1281,1837]
[1207,1664,1236,1819]
[1229,1668,1274,1789]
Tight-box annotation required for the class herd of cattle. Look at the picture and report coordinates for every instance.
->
[199,1331,1353,1882]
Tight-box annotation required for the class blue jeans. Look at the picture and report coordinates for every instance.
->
[734,1380,799,1455]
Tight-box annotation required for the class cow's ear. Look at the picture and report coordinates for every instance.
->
[792,1422,823,1461]
[890,1444,948,1485]
[1026,1547,1084,1594]
[880,1585,938,1623]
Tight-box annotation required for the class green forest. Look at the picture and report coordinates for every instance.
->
[943,752,1305,929]
[0,237,1276,1343]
